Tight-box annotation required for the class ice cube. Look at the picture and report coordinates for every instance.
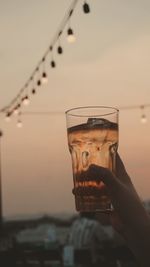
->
[87,118,110,127]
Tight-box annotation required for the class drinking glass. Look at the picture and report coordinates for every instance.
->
[66,106,119,212]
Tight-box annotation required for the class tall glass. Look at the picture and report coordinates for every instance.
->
[66,106,119,212]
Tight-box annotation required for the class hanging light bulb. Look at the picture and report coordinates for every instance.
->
[30,76,36,94]
[17,119,23,128]
[35,66,42,87]
[41,57,48,84]
[49,46,53,51]
[41,72,48,84]
[13,103,21,115]
[57,31,63,54]
[57,46,63,54]
[51,60,56,68]
[141,113,147,124]
[5,112,11,122]
[37,79,41,86]
[140,106,147,124]
[49,45,56,68]
[22,95,30,106]
[32,88,36,94]
[13,105,19,115]
[83,1,90,14]
[67,28,76,43]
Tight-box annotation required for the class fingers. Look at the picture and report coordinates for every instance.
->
[87,164,120,190]
[72,164,121,196]
[72,154,135,200]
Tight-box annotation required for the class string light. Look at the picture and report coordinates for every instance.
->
[141,114,147,124]
[57,31,63,54]
[12,103,149,130]
[13,105,20,115]
[83,1,90,14]
[67,27,76,43]
[37,79,41,86]
[16,111,23,128]
[17,118,23,128]
[0,0,79,118]
[50,46,56,68]
[41,72,48,84]
[31,77,36,94]
[22,95,30,106]
[35,66,41,87]
[140,106,147,124]
[5,112,11,122]
[57,45,63,54]
[32,88,36,94]
[67,8,76,43]
[41,57,48,84]
[51,60,56,68]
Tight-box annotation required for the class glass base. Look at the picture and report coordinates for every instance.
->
[75,195,112,213]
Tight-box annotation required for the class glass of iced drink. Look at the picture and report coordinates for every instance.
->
[66,106,119,212]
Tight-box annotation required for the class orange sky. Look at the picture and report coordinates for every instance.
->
[0,0,150,218]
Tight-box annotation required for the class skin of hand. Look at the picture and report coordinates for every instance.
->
[79,154,150,267]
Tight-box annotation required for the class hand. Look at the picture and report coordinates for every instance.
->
[85,154,150,266]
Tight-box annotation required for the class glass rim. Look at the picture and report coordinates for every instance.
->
[65,106,119,118]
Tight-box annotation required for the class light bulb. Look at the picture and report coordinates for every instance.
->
[51,60,56,68]
[22,96,30,106]
[32,88,36,94]
[5,113,11,122]
[17,119,23,128]
[41,72,48,84]
[141,114,147,124]
[13,106,19,115]
[37,80,41,86]
[57,46,63,54]
[83,2,90,14]
[67,28,76,43]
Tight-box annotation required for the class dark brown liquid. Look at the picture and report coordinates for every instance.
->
[68,119,118,211]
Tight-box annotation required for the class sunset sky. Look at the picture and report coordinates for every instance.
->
[0,0,150,218]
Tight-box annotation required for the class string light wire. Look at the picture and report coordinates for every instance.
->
[19,103,150,116]
[0,0,80,115]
